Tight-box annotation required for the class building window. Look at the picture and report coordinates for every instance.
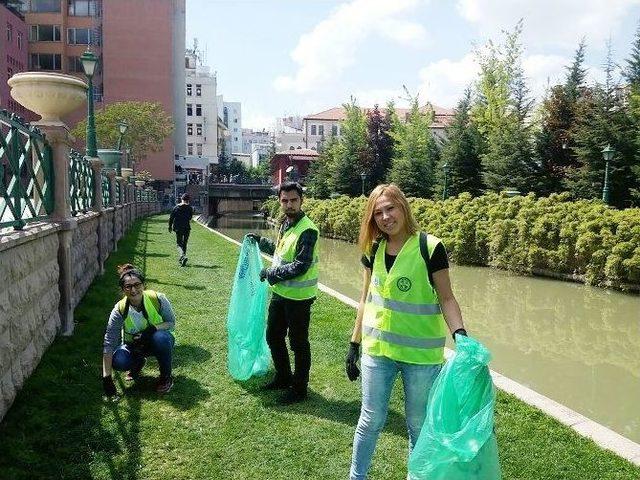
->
[234,137,238,141]
[186,84,192,96]
[186,104,193,116]
[332,125,338,136]
[30,25,61,42]
[7,23,12,43]
[67,56,84,72]
[187,143,193,155]
[233,128,237,132]
[30,0,61,13]
[233,118,237,123]
[318,125,324,136]
[196,124,202,136]
[187,123,193,136]
[30,53,62,70]
[67,28,95,45]
[196,143,202,156]
[310,125,316,135]
[195,104,202,116]
[17,32,23,50]
[196,84,201,96]
[289,146,295,150]
[68,0,98,16]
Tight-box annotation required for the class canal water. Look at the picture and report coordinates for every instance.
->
[209,213,640,443]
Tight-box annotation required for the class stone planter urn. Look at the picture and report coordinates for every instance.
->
[135,180,145,187]
[121,167,133,180]
[97,149,122,171]
[8,72,87,126]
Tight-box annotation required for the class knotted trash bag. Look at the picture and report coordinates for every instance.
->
[226,236,271,380]
[408,335,501,480]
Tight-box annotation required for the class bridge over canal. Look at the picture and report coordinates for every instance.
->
[208,183,274,215]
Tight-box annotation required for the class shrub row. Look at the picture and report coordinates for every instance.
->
[264,192,640,290]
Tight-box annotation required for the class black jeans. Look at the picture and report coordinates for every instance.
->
[175,228,190,256]
[266,295,314,393]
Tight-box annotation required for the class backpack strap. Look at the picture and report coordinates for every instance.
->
[419,231,432,274]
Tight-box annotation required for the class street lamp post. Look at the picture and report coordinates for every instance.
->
[116,120,128,151]
[80,49,99,158]
[442,163,450,200]
[601,144,614,205]
[360,172,366,196]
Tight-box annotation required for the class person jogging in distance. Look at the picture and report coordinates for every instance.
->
[169,193,194,267]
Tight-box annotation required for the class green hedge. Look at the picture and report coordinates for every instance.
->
[265,192,640,290]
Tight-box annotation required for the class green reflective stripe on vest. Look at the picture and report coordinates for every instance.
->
[363,325,446,349]
[362,233,447,365]
[271,215,319,300]
[367,293,442,315]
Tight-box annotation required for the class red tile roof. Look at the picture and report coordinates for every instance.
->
[274,148,320,157]
[303,104,455,128]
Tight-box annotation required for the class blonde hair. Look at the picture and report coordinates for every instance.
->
[358,184,419,255]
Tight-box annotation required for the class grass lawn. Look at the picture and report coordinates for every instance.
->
[0,215,638,480]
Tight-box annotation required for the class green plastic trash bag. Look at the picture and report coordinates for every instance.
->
[226,236,271,380]
[408,335,501,480]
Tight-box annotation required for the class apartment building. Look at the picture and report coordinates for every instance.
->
[241,128,270,154]
[303,104,454,149]
[217,95,241,155]
[0,0,28,117]
[16,0,185,186]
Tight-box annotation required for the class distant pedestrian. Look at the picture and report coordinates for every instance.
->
[102,264,176,397]
[169,193,194,267]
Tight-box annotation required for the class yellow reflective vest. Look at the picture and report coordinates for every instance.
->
[117,290,174,343]
[271,215,319,300]
[362,233,447,364]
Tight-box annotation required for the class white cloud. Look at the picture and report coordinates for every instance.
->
[417,54,479,107]
[416,52,607,108]
[456,0,640,49]
[274,0,428,94]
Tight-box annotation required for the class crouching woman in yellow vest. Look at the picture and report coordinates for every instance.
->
[102,264,176,397]
[345,184,468,480]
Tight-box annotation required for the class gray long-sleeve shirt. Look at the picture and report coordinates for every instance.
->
[102,293,176,354]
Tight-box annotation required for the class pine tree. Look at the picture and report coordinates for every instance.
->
[624,23,640,87]
[364,104,394,189]
[438,89,484,197]
[331,98,368,195]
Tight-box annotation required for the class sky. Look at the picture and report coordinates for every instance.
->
[186,0,640,131]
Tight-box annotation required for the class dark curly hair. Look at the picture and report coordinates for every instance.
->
[117,263,145,288]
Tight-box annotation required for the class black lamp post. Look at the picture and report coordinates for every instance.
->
[116,120,128,151]
[601,144,614,205]
[80,49,99,158]
[360,171,366,196]
[442,163,450,200]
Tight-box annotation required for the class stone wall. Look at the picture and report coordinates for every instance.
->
[0,200,161,421]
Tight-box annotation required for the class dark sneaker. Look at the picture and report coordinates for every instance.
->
[156,375,174,393]
[280,388,307,405]
[180,256,188,267]
[125,357,146,382]
[263,378,292,391]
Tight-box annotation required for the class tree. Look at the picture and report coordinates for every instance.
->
[364,104,394,189]
[568,41,637,207]
[387,95,439,198]
[331,98,368,195]
[438,89,484,197]
[72,101,174,165]
[306,135,339,198]
[473,22,538,193]
[624,23,640,87]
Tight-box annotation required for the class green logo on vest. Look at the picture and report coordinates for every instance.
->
[397,277,412,292]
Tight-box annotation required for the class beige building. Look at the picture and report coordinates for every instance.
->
[302,104,454,149]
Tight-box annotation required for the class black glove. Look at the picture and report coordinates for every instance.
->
[168,226,173,232]
[138,325,157,345]
[259,268,268,282]
[345,342,361,381]
[103,375,117,397]
[246,232,261,243]
[453,328,468,341]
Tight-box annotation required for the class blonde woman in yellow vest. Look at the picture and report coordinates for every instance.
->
[346,184,468,480]
[246,181,319,404]
[102,264,176,398]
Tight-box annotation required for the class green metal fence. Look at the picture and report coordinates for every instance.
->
[68,149,94,216]
[0,111,53,229]
[101,173,111,207]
